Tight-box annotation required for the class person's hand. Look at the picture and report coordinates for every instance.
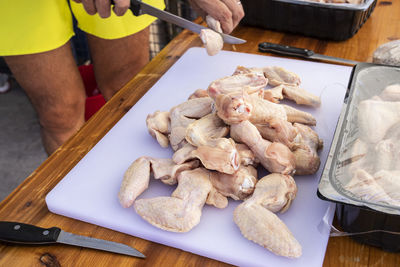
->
[189,0,245,34]
[72,0,130,18]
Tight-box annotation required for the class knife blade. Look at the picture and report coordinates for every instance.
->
[125,0,246,45]
[258,42,359,66]
[0,221,145,258]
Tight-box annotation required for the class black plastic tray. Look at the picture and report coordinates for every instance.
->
[240,0,377,41]
[318,190,400,252]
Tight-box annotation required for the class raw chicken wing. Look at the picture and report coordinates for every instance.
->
[374,170,400,202]
[292,123,323,175]
[188,89,209,99]
[262,66,301,87]
[185,113,229,147]
[248,174,297,213]
[209,165,258,201]
[119,157,151,208]
[192,138,240,174]
[379,84,400,101]
[233,173,301,258]
[134,168,212,232]
[255,118,300,150]
[236,143,258,166]
[169,97,213,150]
[263,85,284,103]
[282,104,316,125]
[281,85,321,107]
[118,157,199,208]
[200,16,224,56]
[207,73,267,99]
[233,66,265,77]
[234,202,302,258]
[262,84,320,107]
[206,187,229,209]
[248,93,288,124]
[214,90,253,124]
[146,111,170,148]
[345,169,400,206]
[172,143,197,164]
[358,100,400,143]
[230,120,295,175]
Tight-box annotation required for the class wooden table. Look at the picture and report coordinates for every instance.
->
[1,0,400,266]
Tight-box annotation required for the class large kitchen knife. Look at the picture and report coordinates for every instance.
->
[259,42,359,65]
[0,221,145,258]
[118,0,246,45]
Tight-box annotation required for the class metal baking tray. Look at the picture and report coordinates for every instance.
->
[318,63,400,251]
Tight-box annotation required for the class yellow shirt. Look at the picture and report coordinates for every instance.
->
[0,0,165,56]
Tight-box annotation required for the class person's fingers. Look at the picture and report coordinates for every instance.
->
[188,0,206,18]
[219,0,245,29]
[189,0,234,33]
[95,0,111,18]
[206,2,233,34]
[81,0,97,15]
[113,0,130,16]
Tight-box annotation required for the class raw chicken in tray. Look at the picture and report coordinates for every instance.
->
[319,63,400,215]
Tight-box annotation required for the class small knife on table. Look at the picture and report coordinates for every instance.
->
[258,42,359,66]
[111,0,246,45]
[0,221,145,258]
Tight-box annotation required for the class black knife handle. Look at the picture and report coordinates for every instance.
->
[0,222,61,244]
[110,0,141,16]
[129,0,141,16]
[258,42,314,58]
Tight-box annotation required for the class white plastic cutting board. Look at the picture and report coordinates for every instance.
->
[46,48,352,267]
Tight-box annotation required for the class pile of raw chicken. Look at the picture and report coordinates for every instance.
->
[344,84,400,207]
[118,65,323,258]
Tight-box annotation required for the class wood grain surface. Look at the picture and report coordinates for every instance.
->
[1,0,400,266]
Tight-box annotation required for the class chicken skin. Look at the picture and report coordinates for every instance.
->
[262,66,301,87]
[345,169,400,207]
[185,113,229,147]
[233,173,301,258]
[292,123,323,175]
[207,73,268,99]
[214,90,253,125]
[209,165,258,201]
[192,138,240,174]
[134,168,212,232]
[255,118,300,150]
[169,97,214,150]
[214,90,316,126]
[146,111,170,148]
[234,203,301,258]
[248,173,297,213]
[281,85,321,107]
[358,100,400,143]
[230,120,295,175]
[200,16,224,56]
[118,157,199,208]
